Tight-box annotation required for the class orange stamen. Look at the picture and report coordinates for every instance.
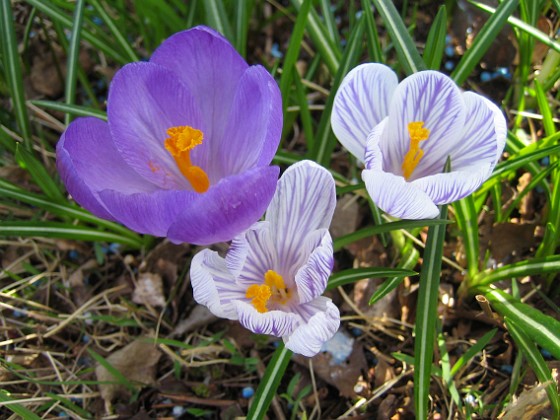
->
[401,121,430,180]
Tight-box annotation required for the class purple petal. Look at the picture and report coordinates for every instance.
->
[379,71,466,179]
[332,63,398,162]
[108,62,205,189]
[190,249,243,319]
[214,65,282,178]
[226,221,278,286]
[98,188,197,237]
[294,229,333,304]
[234,300,300,337]
[150,26,248,156]
[447,92,502,173]
[56,117,157,220]
[266,161,336,272]
[167,165,280,245]
[480,95,507,170]
[284,297,340,357]
[362,169,439,219]
[411,165,492,205]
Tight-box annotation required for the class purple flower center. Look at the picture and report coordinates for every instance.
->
[164,125,210,193]
[245,270,293,313]
[402,121,430,180]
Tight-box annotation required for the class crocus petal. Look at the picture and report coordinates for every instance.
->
[482,96,507,167]
[332,63,398,162]
[56,117,157,220]
[226,221,277,286]
[190,249,242,320]
[108,62,204,189]
[215,65,282,178]
[364,119,388,170]
[98,189,196,237]
[167,165,280,245]
[294,229,333,303]
[284,297,340,357]
[379,71,466,179]
[234,301,300,337]
[446,92,502,172]
[411,165,492,205]
[151,26,248,155]
[362,169,439,219]
[266,161,336,271]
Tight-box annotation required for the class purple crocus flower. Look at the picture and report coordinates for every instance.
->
[56,26,282,245]
[332,63,507,219]
[190,160,340,357]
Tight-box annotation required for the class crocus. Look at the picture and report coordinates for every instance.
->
[56,26,282,245]
[332,63,506,219]
[190,160,340,356]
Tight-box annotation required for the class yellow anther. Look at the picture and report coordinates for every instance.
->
[246,284,272,313]
[164,125,210,193]
[401,121,430,180]
[246,270,293,312]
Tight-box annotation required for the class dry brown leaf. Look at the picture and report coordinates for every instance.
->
[132,272,166,307]
[95,338,162,405]
[502,383,551,420]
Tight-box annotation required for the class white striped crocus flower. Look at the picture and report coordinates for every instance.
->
[332,63,507,219]
[190,161,340,357]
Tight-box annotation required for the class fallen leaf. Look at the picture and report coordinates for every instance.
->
[133,272,166,307]
[95,338,162,406]
[502,383,551,420]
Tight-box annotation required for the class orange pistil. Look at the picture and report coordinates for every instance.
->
[164,125,210,193]
[401,121,430,180]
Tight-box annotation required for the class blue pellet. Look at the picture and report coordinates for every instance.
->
[242,386,255,398]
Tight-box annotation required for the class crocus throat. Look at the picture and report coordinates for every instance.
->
[246,270,292,313]
[164,125,210,193]
[401,121,430,180]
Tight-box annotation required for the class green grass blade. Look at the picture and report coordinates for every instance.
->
[327,267,417,290]
[279,0,313,113]
[449,328,497,378]
[30,100,107,120]
[89,0,139,62]
[15,144,66,204]
[423,6,447,70]
[369,242,420,305]
[479,143,560,195]
[293,71,315,150]
[534,81,556,138]
[370,0,426,74]
[234,0,253,58]
[472,255,560,288]
[0,221,143,248]
[87,348,137,392]
[64,0,86,125]
[453,195,480,279]
[0,181,142,243]
[438,332,462,409]
[361,0,383,62]
[0,0,32,146]
[503,162,558,220]
[203,0,234,43]
[312,17,365,166]
[506,318,560,419]
[472,1,560,54]
[481,287,560,360]
[24,0,128,64]
[451,0,519,85]
[0,390,42,419]
[45,392,93,419]
[319,0,340,46]
[413,203,448,419]
[247,344,292,419]
[333,218,452,251]
[291,0,341,75]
